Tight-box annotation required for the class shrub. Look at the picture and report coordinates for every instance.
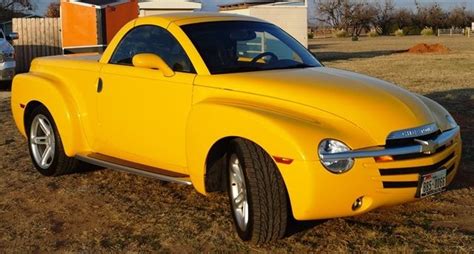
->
[394,29,405,37]
[368,30,379,37]
[351,36,359,41]
[334,29,347,38]
[308,32,314,39]
[421,27,434,36]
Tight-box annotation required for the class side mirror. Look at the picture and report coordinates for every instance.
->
[132,53,174,77]
[7,32,19,41]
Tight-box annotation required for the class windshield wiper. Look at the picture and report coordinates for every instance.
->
[277,63,317,69]
[259,63,318,71]
[212,63,317,74]
[213,66,263,74]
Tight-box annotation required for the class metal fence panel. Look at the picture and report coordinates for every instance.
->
[12,18,62,73]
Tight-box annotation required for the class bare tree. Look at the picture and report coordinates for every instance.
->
[346,1,377,37]
[316,0,347,30]
[0,0,31,10]
[373,0,395,35]
[393,8,414,30]
[447,6,469,28]
[317,0,468,36]
[316,0,376,37]
[414,1,447,30]
[0,0,33,21]
[45,2,59,18]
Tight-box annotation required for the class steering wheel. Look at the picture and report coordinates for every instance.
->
[250,52,279,64]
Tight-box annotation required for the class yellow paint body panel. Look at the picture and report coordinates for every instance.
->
[11,13,462,221]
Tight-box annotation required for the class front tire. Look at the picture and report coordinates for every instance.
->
[26,105,79,176]
[227,138,288,243]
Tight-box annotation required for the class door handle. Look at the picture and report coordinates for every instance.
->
[97,78,103,93]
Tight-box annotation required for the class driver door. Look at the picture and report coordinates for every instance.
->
[96,25,196,173]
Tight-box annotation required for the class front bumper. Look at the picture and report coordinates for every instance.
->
[0,61,16,81]
[280,131,462,221]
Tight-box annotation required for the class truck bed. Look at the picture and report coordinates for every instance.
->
[29,53,103,73]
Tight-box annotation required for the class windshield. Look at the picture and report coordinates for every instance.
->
[181,21,321,74]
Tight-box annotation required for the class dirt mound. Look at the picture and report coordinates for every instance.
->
[408,43,450,53]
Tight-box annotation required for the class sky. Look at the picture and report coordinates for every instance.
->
[31,0,474,17]
[201,0,473,11]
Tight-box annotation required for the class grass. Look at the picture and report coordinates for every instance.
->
[0,35,473,252]
[311,36,473,93]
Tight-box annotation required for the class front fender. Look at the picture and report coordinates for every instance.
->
[11,72,88,157]
[185,99,375,195]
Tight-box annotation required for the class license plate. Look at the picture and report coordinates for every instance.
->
[417,169,447,198]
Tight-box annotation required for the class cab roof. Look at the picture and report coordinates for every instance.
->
[137,12,266,26]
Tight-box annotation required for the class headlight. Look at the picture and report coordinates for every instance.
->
[446,114,457,129]
[318,139,354,174]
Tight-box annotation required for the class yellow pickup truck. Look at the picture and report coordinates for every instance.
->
[11,13,461,243]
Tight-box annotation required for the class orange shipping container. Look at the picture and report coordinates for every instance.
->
[61,0,138,54]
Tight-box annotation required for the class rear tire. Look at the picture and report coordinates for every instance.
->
[227,138,288,243]
[26,105,79,176]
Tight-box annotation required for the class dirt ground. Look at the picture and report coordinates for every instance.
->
[1,36,473,252]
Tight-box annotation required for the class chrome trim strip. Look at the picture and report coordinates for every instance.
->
[76,155,192,185]
[387,123,439,140]
[320,126,460,160]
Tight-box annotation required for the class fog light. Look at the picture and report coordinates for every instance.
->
[352,196,363,211]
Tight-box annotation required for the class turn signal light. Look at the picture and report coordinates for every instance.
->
[273,156,294,165]
[375,155,394,162]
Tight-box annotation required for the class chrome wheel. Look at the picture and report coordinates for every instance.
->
[229,154,249,231]
[30,114,55,169]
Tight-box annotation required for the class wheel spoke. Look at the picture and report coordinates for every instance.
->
[32,136,48,145]
[231,162,238,174]
[232,163,244,183]
[234,191,245,207]
[38,118,51,136]
[41,146,53,166]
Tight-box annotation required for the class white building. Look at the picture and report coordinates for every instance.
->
[139,0,201,17]
[219,1,308,47]
[137,0,308,47]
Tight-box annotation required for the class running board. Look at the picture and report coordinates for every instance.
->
[76,153,192,185]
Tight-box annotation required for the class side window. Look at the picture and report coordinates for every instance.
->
[110,25,194,73]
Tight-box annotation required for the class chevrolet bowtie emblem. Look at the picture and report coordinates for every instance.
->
[414,139,439,154]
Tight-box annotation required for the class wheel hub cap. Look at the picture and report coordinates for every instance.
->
[30,115,55,169]
[229,154,249,231]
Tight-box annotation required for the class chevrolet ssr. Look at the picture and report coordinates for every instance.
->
[11,13,462,243]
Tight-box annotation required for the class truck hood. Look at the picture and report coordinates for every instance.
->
[0,39,14,53]
[195,67,438,145]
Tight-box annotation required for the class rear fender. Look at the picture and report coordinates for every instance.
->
[11,72,88,157]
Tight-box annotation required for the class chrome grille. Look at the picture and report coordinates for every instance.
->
[379,152,456,189]
[4,52,14,61]
[385,124,447,160]
[387,123,439,140]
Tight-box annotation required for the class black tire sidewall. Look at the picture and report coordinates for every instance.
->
[26,106,63,176]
